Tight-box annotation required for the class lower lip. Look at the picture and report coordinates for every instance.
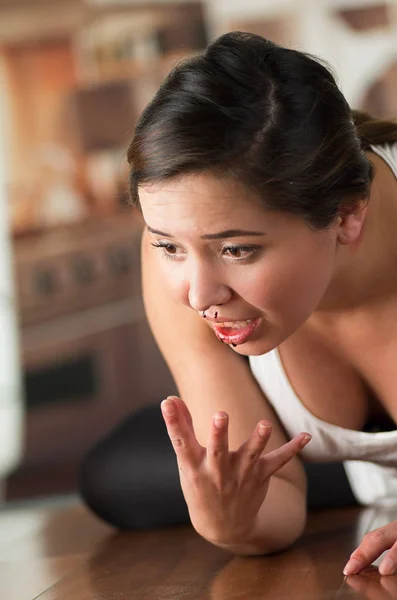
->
[212,318,260,345]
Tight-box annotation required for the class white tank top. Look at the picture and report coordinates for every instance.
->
[249,142,397,506]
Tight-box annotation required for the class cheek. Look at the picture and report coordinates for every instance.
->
[160,264,190,304]
[278,247,335,316]
[251,244,335,318]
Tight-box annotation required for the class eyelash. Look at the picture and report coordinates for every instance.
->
[150,241,259,262]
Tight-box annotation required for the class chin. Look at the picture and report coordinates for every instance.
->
[232,337,279,356]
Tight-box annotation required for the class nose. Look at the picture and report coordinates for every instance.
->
[187,260,232,313]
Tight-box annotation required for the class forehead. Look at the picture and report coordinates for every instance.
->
[139,173,266,227]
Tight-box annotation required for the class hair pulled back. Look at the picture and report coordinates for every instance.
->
[127,31,397,229]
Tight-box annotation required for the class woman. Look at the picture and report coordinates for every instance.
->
[80,32,397,576]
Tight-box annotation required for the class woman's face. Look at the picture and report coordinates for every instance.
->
[139,172,340,355]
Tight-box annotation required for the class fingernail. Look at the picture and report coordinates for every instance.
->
[300,434,312,447]
[380,557,397,576]
[259,423,272,436]
[343,559,361,576]
[162,399,176,417]
[214,413,228,428]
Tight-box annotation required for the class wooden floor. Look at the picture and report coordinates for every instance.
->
[1,497,397,599]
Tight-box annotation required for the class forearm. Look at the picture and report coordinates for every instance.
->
[210,476,307,556]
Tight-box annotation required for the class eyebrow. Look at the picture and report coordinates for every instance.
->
[146,226,265,239]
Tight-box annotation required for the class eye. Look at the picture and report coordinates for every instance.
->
[150,241,182,261]
[222,245,258,260]
[151,241,176,254]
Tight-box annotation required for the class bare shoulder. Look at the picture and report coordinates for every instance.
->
[141,229,305,489]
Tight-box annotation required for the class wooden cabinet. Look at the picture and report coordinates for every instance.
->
[6,213,176,501]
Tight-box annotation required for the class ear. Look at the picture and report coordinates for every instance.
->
[336,200,368,245]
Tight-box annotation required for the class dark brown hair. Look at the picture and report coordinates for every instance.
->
[127,31,397,229]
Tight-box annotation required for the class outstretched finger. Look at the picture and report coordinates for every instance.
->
[161,397,203,470]
[206,412,230,473]
[237,421,273,473]
[259,433,312,480]
[168,395,195,431]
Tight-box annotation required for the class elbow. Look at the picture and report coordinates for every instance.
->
[235,518,307,557]
[210,513,307,558]
[228,497,308,557]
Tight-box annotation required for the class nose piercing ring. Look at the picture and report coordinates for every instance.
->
[202,310,218,319]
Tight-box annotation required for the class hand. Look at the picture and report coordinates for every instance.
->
[160,395,312,546]
[346,566,397,599]
[344,520,397,577]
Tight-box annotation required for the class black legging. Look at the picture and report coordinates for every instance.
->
[78,402,358,530]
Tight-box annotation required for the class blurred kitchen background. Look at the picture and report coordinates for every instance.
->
[0,0,396,506]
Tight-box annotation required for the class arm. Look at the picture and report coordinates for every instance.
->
[141,228,307,554]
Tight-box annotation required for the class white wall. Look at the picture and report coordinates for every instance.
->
[204,0,397,107]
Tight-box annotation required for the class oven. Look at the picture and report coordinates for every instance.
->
[8,212,175,499]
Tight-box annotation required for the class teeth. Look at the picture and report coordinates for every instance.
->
[217,319,253,329]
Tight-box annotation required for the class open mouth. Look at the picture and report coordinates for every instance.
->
[212,318,260,346]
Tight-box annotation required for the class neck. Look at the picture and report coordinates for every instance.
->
[315,150,397,316]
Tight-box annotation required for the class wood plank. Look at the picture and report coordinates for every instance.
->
[0,556,81,600]
[35,524,230,599]
[0,501,112,562]
[175,507,366,599]
[0,499,113,600]
[1,501,397,599]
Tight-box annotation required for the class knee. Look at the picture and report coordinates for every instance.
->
[79,404,190,530]
[79,436,121,528]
